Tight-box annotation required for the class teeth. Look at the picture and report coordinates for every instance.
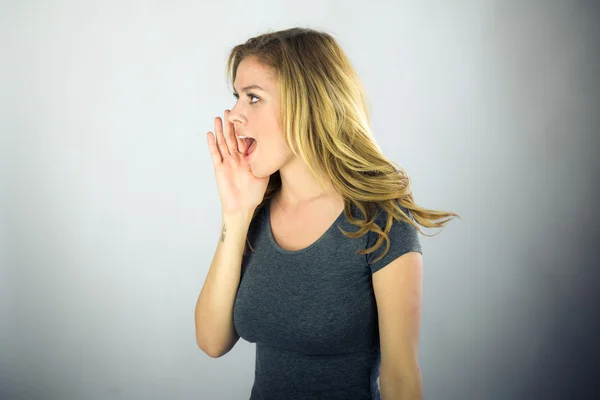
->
[237,135,249,139]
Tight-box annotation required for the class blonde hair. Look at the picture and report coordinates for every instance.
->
[226,27,461,264]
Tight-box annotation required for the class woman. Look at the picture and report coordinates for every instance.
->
[196,27,459,400]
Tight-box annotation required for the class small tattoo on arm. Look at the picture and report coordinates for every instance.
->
[221,224,227,243]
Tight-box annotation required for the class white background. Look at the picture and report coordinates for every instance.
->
[1,1,598,399]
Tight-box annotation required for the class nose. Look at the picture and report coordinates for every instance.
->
[227,107,245,128]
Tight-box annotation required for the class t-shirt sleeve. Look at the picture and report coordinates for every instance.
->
[366,204,422,274]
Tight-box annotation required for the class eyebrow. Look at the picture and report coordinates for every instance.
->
[233,84,266,93]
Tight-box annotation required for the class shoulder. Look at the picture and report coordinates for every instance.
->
[366,201,422,273]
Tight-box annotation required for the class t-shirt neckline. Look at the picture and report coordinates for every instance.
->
[265,196,346,255]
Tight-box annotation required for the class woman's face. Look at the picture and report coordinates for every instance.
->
[228,56,293,178]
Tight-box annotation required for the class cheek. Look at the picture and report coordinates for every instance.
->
[259,137,287,159]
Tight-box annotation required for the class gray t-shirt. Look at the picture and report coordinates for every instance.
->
[234,196,422,400]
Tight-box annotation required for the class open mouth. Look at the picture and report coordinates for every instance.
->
[244,138,257,156]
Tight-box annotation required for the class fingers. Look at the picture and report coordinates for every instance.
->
[214,115,231,158]
[207,131,222,166]
[231,118,247,155]
[208,110,244,167]
[223,110,240,155]
[224,109,246,154]
[237,134,246,154]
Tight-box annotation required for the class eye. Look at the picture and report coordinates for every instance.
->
[232,92,260,105]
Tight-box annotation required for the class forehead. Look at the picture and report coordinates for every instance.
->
[233,57,276,91]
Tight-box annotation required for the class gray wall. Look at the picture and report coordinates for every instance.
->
[1,0,598,399]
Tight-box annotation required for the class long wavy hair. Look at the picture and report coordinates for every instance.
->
[225,27,460,264]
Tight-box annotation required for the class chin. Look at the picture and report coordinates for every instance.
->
[253,165,279,179]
